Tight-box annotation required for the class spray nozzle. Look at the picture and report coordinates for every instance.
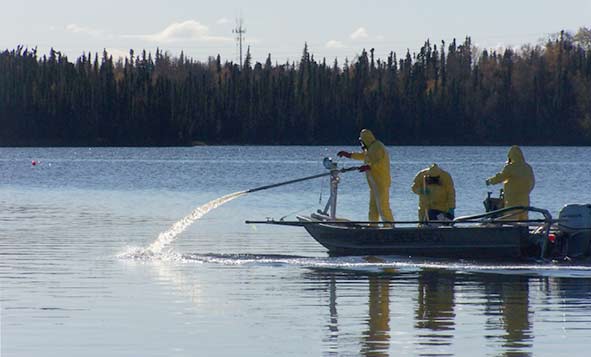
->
[323,157,337,170]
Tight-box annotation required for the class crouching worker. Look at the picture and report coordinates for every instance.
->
[411,163,456,224]
[337,129,395,225]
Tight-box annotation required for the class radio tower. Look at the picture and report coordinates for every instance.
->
[233,17,246,68]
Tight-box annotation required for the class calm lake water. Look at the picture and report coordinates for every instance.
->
[1,146,591,356]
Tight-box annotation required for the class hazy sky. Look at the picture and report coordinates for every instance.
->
[4,0,590,63]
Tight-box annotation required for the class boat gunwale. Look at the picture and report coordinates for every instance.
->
[295,215,534,232]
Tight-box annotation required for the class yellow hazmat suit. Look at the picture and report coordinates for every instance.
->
[347,129,394,223]
[486,146,535,220]
[411,164,456,221]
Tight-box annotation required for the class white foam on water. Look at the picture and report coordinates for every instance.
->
[117,245,184,261]
[118,191,245,260]
[179,253,591,278]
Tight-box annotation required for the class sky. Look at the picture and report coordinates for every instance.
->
[3,0,590,64]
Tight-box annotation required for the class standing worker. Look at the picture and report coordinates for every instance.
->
[411,163,456,222]
[337,129,395,225]
[486,145,535,221]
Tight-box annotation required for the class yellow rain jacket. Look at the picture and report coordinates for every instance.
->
[411,164,456,221]
[486,146,535,220]
[350,129,394,223]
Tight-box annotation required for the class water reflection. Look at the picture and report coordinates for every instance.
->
[360,274,392,356]
[308,267,541,356]
[480,274,532,355]
[311,268,394,357]
[127,253,591,356]
[548,277,591,300]
[415,269,456,350]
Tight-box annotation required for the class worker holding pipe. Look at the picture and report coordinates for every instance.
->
[338,129,395,224]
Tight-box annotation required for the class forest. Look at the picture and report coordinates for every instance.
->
[1,30,590,146]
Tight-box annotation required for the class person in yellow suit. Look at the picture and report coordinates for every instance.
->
[486,145,535,221]
[337,129,394,224]
[411,163,456,223]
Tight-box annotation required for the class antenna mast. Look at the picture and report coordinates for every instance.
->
[233,17,246,68]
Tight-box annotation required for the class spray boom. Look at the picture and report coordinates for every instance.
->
[245,158,361,195]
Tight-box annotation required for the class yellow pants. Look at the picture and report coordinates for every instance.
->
[368,184,394,223]
[503,209,528,221]
[504,196,530,221]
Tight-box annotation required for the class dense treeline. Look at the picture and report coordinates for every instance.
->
[1,31,591,146]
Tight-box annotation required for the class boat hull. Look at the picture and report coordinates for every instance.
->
[298,216,530,259]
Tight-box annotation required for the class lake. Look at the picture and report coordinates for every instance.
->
[1,146,591,356]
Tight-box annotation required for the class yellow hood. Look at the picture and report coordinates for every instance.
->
[426,163,442,176]
[508,145,525,164]
[359,129,376,147]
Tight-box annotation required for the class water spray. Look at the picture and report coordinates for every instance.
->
[142,158,361,256]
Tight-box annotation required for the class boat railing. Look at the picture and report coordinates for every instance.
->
[455,206,554,258]
[245,218,551,227]
[247,206,555,230]
[453,205,552,224]
[246,207,553,228]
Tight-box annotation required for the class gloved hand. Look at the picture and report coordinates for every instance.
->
[337,151,352,158]
[485,179,491,186]
[448,208,455,217]
[358,165,371,172]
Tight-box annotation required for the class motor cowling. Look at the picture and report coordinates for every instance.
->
[558,204,591,257]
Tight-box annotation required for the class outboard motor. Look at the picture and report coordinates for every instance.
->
[558,204,591,257]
